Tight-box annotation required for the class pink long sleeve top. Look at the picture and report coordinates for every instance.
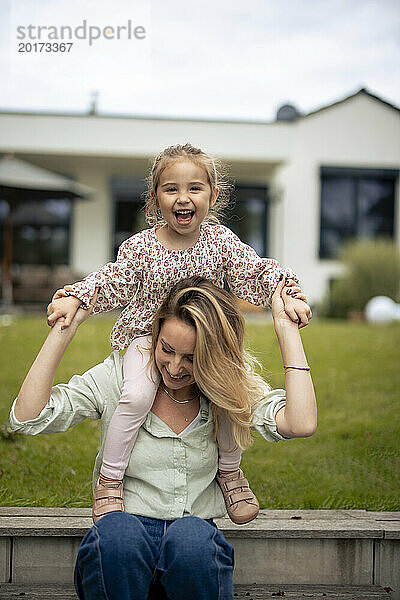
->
[69,223,298,350]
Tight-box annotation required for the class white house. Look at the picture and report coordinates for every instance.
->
[0,88,399,305]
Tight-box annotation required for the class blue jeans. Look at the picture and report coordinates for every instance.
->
[74,512,234,600]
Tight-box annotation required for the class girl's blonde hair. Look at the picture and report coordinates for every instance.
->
[144,143,232,226]
[150,276,270,450]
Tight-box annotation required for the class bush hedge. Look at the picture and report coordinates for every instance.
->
[320,239,400,318]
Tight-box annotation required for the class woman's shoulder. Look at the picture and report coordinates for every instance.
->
[97,351,124,390]
[75,351,124,403]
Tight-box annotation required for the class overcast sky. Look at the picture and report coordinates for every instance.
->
[0,0,399,121]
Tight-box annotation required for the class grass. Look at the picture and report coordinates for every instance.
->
[0,315,399,510]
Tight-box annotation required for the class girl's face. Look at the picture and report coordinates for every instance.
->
[155,159,217,242]
[155,316,197,396]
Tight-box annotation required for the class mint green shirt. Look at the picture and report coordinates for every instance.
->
[9,352,288,520]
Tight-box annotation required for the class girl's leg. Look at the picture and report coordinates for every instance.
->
[74,512,158,600]
[157,517,234,600]
[216,409,242,472]
[216,410,259,525]
[101,335,159,480]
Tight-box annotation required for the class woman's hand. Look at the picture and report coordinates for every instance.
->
[272,279,312,329]
[271,279,294,324]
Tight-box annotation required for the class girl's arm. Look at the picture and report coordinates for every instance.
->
[47,235,143,326]
[271,279,317,438]
[14,295,96,422]
[219,225,311,327]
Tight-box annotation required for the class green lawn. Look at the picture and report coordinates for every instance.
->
[0,315,399,510]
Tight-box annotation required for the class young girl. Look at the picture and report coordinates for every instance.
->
[47,143,311,525]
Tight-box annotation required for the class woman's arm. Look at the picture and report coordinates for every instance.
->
[271,279,317,438]
[14,294,97,422]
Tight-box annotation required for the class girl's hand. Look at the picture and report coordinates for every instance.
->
[47,283,85,329]
[51,284,78,302]
[47,294,82,328]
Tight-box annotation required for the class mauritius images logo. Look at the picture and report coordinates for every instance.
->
[16,19,146,46]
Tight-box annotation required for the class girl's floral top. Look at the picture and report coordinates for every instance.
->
[68,223,298,350]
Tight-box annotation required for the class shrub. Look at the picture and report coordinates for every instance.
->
[320,239,400,318]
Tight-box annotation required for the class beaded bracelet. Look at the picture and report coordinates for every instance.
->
[284,365,311,371]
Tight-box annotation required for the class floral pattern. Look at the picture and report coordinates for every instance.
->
[68,223,298,350]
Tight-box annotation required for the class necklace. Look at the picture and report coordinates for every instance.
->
[161,384,199,404]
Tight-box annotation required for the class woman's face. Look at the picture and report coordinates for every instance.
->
[155,317,197,391]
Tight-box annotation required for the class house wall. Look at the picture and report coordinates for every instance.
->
[7,153,277,276]
[274,94,400,301]
[0,112,293,161]
[0,93,399,304]
[8,154,150,275]
[0,112,291,277]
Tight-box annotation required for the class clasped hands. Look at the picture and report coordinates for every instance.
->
[273,278,312,328]
[47,285,98,328]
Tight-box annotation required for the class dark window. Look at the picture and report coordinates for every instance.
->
[319,167,397,259]
[223,186,269,256]
[111,177,147,259]
[0,198,71,265]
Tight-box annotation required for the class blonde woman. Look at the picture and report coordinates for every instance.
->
[11,276,316,600]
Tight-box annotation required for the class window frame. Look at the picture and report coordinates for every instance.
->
[319,166,398,260]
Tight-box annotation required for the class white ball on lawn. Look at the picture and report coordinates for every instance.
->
[365,296,397,324]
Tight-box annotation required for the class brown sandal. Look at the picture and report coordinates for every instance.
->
[92,478,125,524]
[216,468,259,525]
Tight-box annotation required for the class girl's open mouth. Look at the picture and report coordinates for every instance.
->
[174,210,194,226]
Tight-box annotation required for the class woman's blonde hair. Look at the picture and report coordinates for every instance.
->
[150,276,270,450]
[144,143,232,226]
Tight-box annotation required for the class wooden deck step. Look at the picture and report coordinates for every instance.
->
[0,583,393,599]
